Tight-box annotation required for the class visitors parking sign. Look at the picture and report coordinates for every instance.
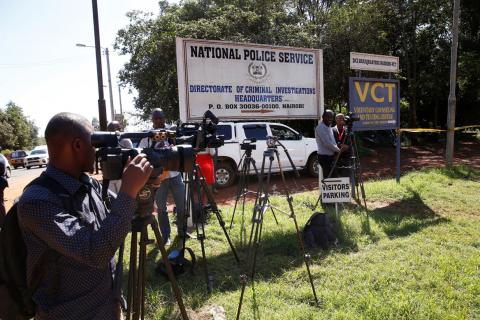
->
[321,177,352,203]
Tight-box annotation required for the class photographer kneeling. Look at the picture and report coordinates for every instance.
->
[18,112,152,320]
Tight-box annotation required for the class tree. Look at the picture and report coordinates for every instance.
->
[115,0,316,120]
[115,0,480,129]
[0,101,39,150]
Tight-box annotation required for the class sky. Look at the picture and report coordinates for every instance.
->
[0,0,174,135]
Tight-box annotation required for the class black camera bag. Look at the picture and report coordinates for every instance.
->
[303,212,336,250]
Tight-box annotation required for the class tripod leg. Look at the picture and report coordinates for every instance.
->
[230,158,248,228]
[200,174,241,263]
[236,199,265,320]
[138,228,149,320]
[150,219,189,320]
[269,203,279,225]
[250,205,267,280]
[276,151,320,307]
[236,274,248,320]
[193,173,211,292]
[126,231,138,320]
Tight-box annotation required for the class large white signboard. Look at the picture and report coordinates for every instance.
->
[350,52,399,73]
[321,177,352,203]
[176,38,324,121]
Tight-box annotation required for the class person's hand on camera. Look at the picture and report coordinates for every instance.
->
[119,155,153,198]
[340,144,349,152]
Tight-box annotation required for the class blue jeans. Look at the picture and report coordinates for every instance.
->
[155,174,185,241]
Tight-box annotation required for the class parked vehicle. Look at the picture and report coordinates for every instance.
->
[10,150,29,169]
[209,122,318,187]
[25,149,49,169]
[0,154,12,178]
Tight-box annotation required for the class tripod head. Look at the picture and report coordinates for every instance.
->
[265,136,300,178]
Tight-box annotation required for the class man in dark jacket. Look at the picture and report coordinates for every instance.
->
[18,112,153,320]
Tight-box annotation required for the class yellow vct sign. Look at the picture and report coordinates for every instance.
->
[349,77,400,131]
[354,81,397,103]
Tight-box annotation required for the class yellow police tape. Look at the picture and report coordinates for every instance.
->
[397,125,480,134]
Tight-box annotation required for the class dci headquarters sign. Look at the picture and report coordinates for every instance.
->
[176,38,324,121]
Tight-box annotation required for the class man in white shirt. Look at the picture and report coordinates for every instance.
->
[315,110,348,179]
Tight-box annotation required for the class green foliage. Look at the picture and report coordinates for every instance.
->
[115,0,480,126]
[0,101,39,150]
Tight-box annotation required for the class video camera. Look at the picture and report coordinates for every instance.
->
[175,110,224,150]
[91,130,195,181]
[240,138,256,151]
[344,112,361,126]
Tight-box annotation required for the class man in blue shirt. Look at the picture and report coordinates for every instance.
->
[18,112,152,320]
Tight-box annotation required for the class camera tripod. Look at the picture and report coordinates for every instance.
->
[236,137,320,319]
[229,139,275,231]
[126,183,189,320]
[314,124,368,210]
[105,181,189,320]
[181,161,240,293]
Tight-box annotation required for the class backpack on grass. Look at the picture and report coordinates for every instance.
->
[0,174,73,320]
[303,212,336,250]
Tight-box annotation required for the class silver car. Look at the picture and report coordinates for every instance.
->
[25,149,49,169]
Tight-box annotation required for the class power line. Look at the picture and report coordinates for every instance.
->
[0,55,93,68]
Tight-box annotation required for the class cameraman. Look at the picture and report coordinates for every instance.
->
[315,110,348,178]
[139,108,186,245]
[18,112,152,320]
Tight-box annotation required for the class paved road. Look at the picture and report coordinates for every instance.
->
[5,166,45,210]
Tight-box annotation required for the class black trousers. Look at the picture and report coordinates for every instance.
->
[317,154,336,178]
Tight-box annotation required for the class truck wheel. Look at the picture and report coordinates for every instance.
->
[306,154,319,177]
[215,162,236,188]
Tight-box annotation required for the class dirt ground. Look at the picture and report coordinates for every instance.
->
[5,139,480,210]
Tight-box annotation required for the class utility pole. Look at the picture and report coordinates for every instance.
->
[91,0,107,130]
[446,0,461,167]
[105,48,115,121]
[118,85,123,115]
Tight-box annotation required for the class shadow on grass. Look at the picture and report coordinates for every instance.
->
[123,188,452,318]
[122,221,327,318]
[368,189,449,238]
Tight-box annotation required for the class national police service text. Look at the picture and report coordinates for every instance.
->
[190,45,314,64]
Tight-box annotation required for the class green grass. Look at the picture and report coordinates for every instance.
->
[123,165,480,319]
